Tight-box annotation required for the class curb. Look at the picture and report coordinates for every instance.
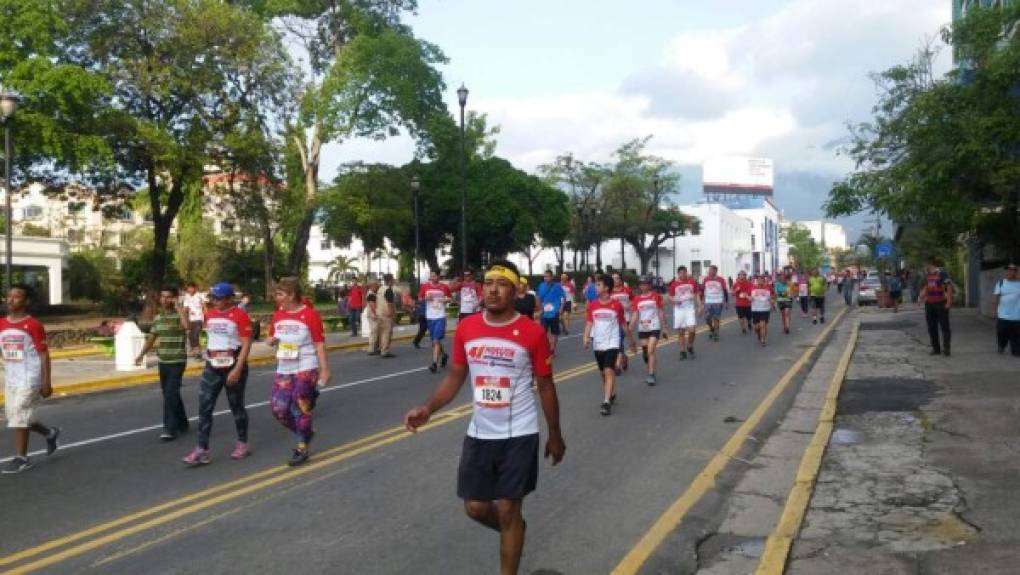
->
[755,319,860,575]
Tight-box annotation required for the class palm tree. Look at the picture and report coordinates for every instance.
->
[328,255,358,284]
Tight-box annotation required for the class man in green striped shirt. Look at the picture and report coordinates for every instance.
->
[136,287,191,441]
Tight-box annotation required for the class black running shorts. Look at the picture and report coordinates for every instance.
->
[638,330,661,341]
[751,311,770,324]
[594,348,621,371]
[736,306,752,320]
[457,434,539,501]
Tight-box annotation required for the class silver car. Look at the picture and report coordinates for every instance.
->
[858,277,881,305]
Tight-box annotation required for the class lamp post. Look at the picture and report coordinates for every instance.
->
[457,84,469,272]
[653,175,661,277]
[0,87,18,294]
[671,220,679,277]
[411,175,421,294]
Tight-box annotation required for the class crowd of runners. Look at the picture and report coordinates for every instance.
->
[1,261,838,575]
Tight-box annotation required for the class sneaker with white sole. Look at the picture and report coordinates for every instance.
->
[182,447,211,466]
[2,457,32,474]
[230,442,250,460]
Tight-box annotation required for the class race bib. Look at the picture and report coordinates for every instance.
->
[799,284,808,297]
[208,350,235,368]
[474,376,511,408]
[543,303,554,313]
[276,342,299,360]
[2,342,25,362]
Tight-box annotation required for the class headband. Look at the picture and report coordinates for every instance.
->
[485,265,520,286]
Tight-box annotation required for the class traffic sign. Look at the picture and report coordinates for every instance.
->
[876,242,893,259]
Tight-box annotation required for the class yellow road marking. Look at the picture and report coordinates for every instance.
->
[0,317,727,573]
[610,308,848,575]
[756,320,859,575]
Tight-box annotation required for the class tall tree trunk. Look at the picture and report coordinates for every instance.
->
[286,126,321,276]
[260,213,274,301]
[143,167,186,320]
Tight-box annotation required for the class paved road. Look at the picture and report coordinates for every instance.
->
[0,297,847,574]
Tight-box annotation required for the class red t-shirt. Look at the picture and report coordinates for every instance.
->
[419,282,453,320]
[733,280,754,308]
[610,286,634,320]
[701,276,728,304]
[631,292,664,332]
[668,278,700,308]
[348,285,364,309]
[0,316,48,389]
[452,313,552,439]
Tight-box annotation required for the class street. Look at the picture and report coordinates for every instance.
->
[0,301,848,575]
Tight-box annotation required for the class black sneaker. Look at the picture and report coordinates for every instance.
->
[288,448,310,467]
[812,319,818,325]
[382,352,396,358]
[441,352,449,367]
[943,349,951,357]
[645,375,656,386]
[820,317,825,324]
[610,393,617,405]
[600,402,611,416]
[687,348,695,359]
[929,349,941,356]
[46,427,61,456]
[429,362,438,373]
[2,457,32,474]
[680,351,687,361]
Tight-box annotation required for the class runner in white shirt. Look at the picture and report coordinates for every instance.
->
[181,282,206,358]
[267,277,331,466]
[630,276,669,386]
[609,272,634,374]
[585,274,638,415]
[668,266,703,360]
[418,271,453,373]
[559,273,576,335]
[750,275,777,347]
[1,285,60,474]
[701,265,729,342]
[405,261,564,575]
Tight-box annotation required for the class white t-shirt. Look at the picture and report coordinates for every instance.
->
[751,287,774,312]
[633,293,663,332]
[182,292,205,322]
[588,300,625,351]
[419,283,451,321]
[270,306,325,374]
[459,283,482,314]
[702,277,726,305]
[453,314,552,439]
[0,317,47,389]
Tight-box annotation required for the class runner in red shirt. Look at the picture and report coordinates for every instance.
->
[183,282,253,466]
[750,275,777,346]
[404,261,564,575]
[631,276,668,386]
[347,279,364,337]
[452,269,484,320]
[667,266,702,360]
[586,274,637,415]
[418,272,453,373]
[700,265,728,342]
[1,284,59,474]
[732,270,754,336]
[268,277,331,466]
[609,272,633,374]
[559,273,576,335]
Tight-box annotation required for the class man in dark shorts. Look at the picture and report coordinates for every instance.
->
[404,261,565,575]
[584,274,637,415]
[732,271,753,335]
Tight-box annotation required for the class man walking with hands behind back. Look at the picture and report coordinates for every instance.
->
[136,287,190,441]
[993,263,1020,356]
[404,261,564,575]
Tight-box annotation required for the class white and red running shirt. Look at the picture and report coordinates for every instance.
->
[798,280,809,298]
[561,281,575,302]
[457,281,483,315]
[610,286,634,322]
[733,280,754,308]
[419,282,452,321]
[632,292,664,332]
[269,306,326,374]
[452,313,552,439]
[751,285,775,312]
[204,307,252,368]
[669,278,700,309]
[701,276,727,305]
[0,316,48,389]
[587,299,627,351]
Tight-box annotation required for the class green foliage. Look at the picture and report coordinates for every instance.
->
[19,223,50,237]
[175,220,223,286]
[783,224,824,271]
[66,248,116,302]
[826,4,1020,262]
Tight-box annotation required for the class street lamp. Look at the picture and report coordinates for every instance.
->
[411,175,421,294]
[457,84,469,272]
[1,87,19,295]
[653,175,661,277]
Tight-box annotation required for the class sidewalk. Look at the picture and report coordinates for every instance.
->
[787,307,1020,573]
[0,319,439,403]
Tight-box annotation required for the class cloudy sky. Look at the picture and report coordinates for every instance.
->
[319,0,953,241]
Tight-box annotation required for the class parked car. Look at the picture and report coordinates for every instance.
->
[858,277,881,305]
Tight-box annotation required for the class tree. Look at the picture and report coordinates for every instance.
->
[602,137,698,274]
[783,224,824,271]
[64,0,292,315]
[538,154,610,272]
[327,254,358,283]
[265,1,447,275]
[826,5,1020,263]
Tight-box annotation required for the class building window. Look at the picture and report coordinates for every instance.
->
[67,229,85,244]
[320,240,332,251]
[22,205,43,221]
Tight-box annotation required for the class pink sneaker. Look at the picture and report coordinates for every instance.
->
[182,447,211,466]
[230,442,250,460]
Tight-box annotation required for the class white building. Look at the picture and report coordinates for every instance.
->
[672,203,752,279]
[307,225,402,285]
[794,221,848,251]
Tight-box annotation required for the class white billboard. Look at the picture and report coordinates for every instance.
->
[702,156,774,196]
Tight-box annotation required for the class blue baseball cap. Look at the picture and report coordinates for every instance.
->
[209,282,235,299]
